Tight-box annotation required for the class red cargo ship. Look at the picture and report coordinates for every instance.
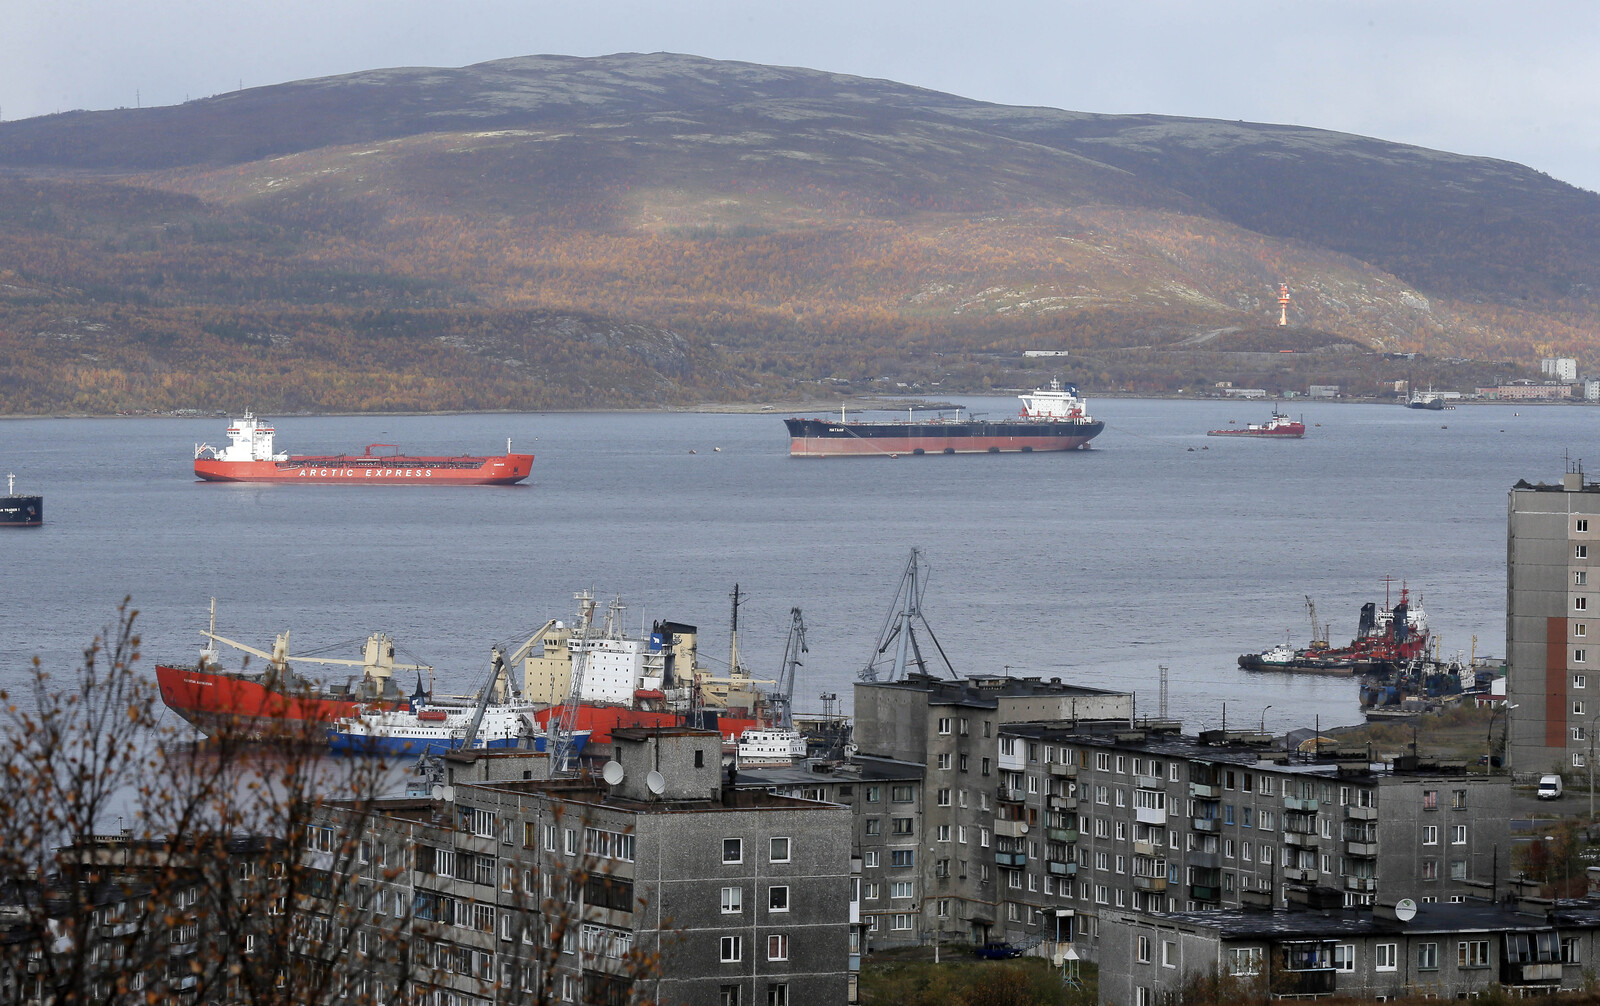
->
[194,413,533,484]
[155,622,422,740]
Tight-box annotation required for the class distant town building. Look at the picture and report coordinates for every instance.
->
[1476,384,1572,401]
[1023,350,1071,358]
[1308,385,1341,399]
[1507,471,1600,774]
[1586,379,1600,402]
[1222,388,1269,399]
[1542,358,1579,381]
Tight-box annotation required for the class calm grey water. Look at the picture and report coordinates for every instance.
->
[0,398,1589,735]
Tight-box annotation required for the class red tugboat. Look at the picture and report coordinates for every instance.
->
[194,413,533,484]
[1207,409,1305,438]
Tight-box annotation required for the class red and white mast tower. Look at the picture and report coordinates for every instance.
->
[1277,282,1291,326]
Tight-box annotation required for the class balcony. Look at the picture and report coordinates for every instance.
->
[1047,860,1077,877]
[997,786,1025,804]
[1284,831,1319,849]
[1344,876,1376,892]
[1279,970,1337,996]
[1135,806,1168,826]
[1133,840,1157,857]
[995,851,1027,868]
[1191,884,1221,901]
[994,819,1028,839]
[1048,795,1077,812]
[1049,762,1076,778]
[1284,796,1319,812]
[1133,875,1168,892]
[1189,782,1221,799]
[1506,963,1563,983]
[1345,840,1379,858]
[1137,775,1164,790]
[1192,817,1218,832]
[1345,804,1378,821]
[1047,827,1078,844]
[1188,851,1221,869]
[1283,866,1318,882]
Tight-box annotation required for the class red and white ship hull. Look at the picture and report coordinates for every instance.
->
[194,454,533,484]
[155,663,371,739]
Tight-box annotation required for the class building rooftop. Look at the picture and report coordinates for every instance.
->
[732,755,925,790]
[1137,900,1600,939]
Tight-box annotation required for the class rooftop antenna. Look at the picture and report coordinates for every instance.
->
[1158,665,1169,720]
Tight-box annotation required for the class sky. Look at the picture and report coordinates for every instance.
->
[4,0,1599,192]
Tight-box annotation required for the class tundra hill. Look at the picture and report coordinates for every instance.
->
[0,52,1594,414]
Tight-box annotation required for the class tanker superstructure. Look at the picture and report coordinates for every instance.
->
[785,380,1103,457]
[194,413,533,485]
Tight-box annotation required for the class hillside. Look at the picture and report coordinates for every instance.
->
[1,53,1596,414]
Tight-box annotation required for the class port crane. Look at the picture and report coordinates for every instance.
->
[769,608,807,731]
[546,591,599,773]
[859,548,957,683]
[1304,595,1329,650]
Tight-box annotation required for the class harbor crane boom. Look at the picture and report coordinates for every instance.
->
[771,608,807,731]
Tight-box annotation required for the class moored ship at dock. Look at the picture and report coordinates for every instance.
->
[785,380,1103,457]
[193,413,533,485]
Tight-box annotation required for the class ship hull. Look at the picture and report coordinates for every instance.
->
[1206,429,1304,438]
[784,418,1103,457]
[0,495,42,527]
[156,663,369,739]
[194,453,533,485]
[327,730,589,757]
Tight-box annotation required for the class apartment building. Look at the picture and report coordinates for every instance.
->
[314,727,852,1006]
[850,674,1133,949]
[1101,897,1600,1004]
[845,675,1510,961]
[1508,471,1600,774]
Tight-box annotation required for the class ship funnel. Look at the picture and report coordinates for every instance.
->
[1358,602,1377,638]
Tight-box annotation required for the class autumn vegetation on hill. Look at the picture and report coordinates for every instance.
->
[1,53,1597,414]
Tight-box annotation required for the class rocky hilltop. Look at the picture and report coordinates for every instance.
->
[1,53,1594,413]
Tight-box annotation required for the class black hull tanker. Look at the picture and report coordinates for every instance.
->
[786,382,1103,457]
[1,472,41,527]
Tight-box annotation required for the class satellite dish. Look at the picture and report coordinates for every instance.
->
[646,770,666,796]
[1394,898,1418,922]
[1018,823,1030,835]
[602,761,625,786]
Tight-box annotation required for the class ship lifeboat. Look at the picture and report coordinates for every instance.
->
[416,709,448,722]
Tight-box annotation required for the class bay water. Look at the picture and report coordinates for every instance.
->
[0,398,1586,735]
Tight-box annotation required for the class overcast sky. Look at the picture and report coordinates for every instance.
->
[5,0,1598,192]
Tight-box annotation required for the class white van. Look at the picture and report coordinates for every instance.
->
[1538,775,1564,800]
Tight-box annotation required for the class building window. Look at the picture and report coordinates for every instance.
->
[1459,941,1489,968]
[892,881,915,899]
[1579,651,1589,664]
[723,839,743,864]
[1422,790,1438,810]
[866,786,881,802]
[769,886,789,912]
[1563,937,1581,964]
[1451,860,1467,880]
[1137,935,1151,963]
[1136,989,1150,1006]
[1577,701,1588,716]
[890,850,914,868]
[770,837,790,862]
[1334,944,1355,972]
[1452,789,1467,810]
[1422,825,1438,845]
[892,818,914,836]
[892,914,913,930]
[958,755,969,773]
[1579,597,1590,611]
[1422,860,1438,880]
[1578,753,1588,768]
[720,936,743,962]
[863,852,879,868]
[1581,544,1591,558]
[1228,947,1261,976]
[1581,519,1591,533]
[1417,942,1438,970]
[1376,943,1397,971]
[1162,940,1177,968]
[865,819,881,836]
[936,825,951,842]
[1452,825,1467,844]
[721,887,742,913]
[891,785,914,803]
[938,717,952,734]
[1580,623,1590,638]
[1577,675,1589,689]
[768,934,789,961]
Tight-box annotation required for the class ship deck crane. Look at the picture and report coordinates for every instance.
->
[1304,595,1329,650]
[454,649,511,754]
[548,591,599,773]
